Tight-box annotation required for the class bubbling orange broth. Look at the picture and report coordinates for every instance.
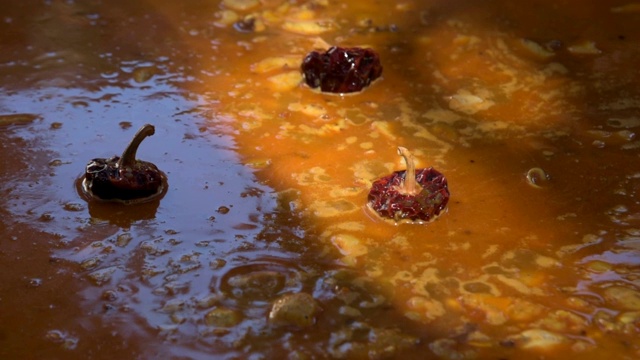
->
[190,0,640,358]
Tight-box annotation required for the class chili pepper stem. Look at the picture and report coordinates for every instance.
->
[396,146,420,195]
[118,124,155,168]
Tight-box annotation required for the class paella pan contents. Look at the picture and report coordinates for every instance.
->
[0,0,639,359]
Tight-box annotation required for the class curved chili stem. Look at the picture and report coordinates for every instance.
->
[397,146,420,195]
[118,124,155,168]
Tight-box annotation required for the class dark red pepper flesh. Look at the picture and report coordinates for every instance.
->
[301,46,383,93]
[83,124,166,203]
[367,147,449,223]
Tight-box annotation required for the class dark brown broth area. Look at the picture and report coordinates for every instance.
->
[1,0,640,359]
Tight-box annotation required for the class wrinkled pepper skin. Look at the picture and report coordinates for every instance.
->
[85,156,164,201]
[301,46,383,93]
[82,124,166,204]
[368,167,449,222]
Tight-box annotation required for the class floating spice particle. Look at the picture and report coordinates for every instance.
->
[116,233,133,247]
[82,124,167,204]
[526,167,550,188]
[251,56,299,74]
[367,147,449,223]
[508,299,546,322]
[331,233,368,257]
[611,3,640,12]
[330,221,366,232]
[534,310,588,333]
[585,260,612,273]
[496,275,544,295]
[360,294,386,309]
[267,71,302,91]
[301,46,383,94]
[467,331,492,347]
[406,296,446,319]
[210,258,227,269]
[38,213,54,222]
[282,20,333,35]
[448,89,495,114]
[617,311,640,332]
[71,100,89,108]
[80,256,101,270]
[87,266,117,286]
[196,294,220,309]
[45,330,65,343]
[288,102,326,117]
[0,113,40,126]
[63,202,85,212]
[217,206,230,214]
[520,38,555,58]
[101,290,118,301]
[245,158,271,168]
[567,41,601,55]
[45,330,79,350]
[430,338,477,359]
[338,305,361,317]
[311,199,358,217]
[227,270,285,298]
[171,313,187,324]
[119,121,132,129]
[603,286,640,310]
[463,282,492,294]
[269,292,319,327]
[507,329,567,350]
[222,0,259,11]
[214,10,239,27]
[535,255,559,268]
[160,298,185,313]
[132,66,156,83]
[234,17,256,32]
[205,307,242,327]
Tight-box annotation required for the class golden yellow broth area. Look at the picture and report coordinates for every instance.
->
[1,0,640,358]
[152,0,640,358]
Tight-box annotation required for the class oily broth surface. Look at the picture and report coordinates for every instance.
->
[0,0,639,359]
[196,0,640,358]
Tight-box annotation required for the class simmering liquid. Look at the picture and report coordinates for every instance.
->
[0,0,639,359]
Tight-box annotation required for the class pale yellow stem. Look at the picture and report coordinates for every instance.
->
[397,146,420,195]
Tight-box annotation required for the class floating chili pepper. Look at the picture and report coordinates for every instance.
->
[301,46,383,94]
[82,124,167,204]
[367,147,449,223]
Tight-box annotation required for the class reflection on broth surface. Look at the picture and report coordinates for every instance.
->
[1,0,640,359]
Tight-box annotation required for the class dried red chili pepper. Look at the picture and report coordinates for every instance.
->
[301,46,383,93]
[82,124,167,204]
[367,147,449,223]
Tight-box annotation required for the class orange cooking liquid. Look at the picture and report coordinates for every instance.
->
[0,0,639,359]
